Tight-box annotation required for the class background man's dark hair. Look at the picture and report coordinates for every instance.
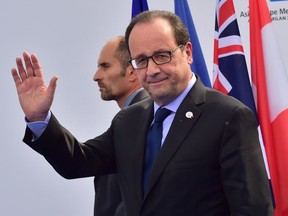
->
[114,36,131,76]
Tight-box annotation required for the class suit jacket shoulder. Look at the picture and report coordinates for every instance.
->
[129,89,149,106]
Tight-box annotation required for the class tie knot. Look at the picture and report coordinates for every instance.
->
[154,108,171,124]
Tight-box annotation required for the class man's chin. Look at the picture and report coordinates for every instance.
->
[101,94,114,101]
[149,91,171,105]
[148,87,168,98]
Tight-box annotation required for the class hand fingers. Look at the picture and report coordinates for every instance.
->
[15,56,28,82]
[11,68,22,88]
[13,52,44,83]
[31,53,43,78]
[23,51,35,77]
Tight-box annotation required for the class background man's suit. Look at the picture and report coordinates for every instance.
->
[94,89,149,216]
[24,78,272,216]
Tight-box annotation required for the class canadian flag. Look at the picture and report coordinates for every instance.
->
[249,0,288,215]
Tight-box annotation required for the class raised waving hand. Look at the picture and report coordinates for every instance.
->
[11,51,58,122]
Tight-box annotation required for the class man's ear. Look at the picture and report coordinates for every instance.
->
[185,42,193,65]
[126,65,137,82]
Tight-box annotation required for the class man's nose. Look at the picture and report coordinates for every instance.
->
[146,58,160,75]
[93,69,101,81]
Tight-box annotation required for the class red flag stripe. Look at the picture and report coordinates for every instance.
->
[218,45,244,56]
[250,0,288,215]
[218,0,234,27]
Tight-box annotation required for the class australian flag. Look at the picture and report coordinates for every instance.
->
[213,0,257,115]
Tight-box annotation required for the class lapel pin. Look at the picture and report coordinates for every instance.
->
[185,111,194,119]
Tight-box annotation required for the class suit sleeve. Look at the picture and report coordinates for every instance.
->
[23,113,116,179]
[220,106,273,215]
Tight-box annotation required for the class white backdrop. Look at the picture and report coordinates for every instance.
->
[1,0,287,215]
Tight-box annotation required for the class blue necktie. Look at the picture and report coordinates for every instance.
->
[143,107,171,193]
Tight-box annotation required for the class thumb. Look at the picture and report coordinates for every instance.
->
[47,76,58,98]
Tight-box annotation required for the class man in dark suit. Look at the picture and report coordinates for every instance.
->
[93,36,149,216]
[11,10,273,215]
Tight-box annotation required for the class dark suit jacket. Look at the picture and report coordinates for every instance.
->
[94,89,149,216]
[24,78,273,216]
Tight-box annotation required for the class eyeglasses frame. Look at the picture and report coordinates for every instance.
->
[129,44,184,70]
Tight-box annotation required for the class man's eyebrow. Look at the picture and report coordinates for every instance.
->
[133,49,171,59]
[98,61,110,67]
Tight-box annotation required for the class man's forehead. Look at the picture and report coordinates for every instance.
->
[98,45,117,62]
[129,19,173,45]
[129,29,176,57]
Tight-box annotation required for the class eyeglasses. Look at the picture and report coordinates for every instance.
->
[129,45,183,70]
